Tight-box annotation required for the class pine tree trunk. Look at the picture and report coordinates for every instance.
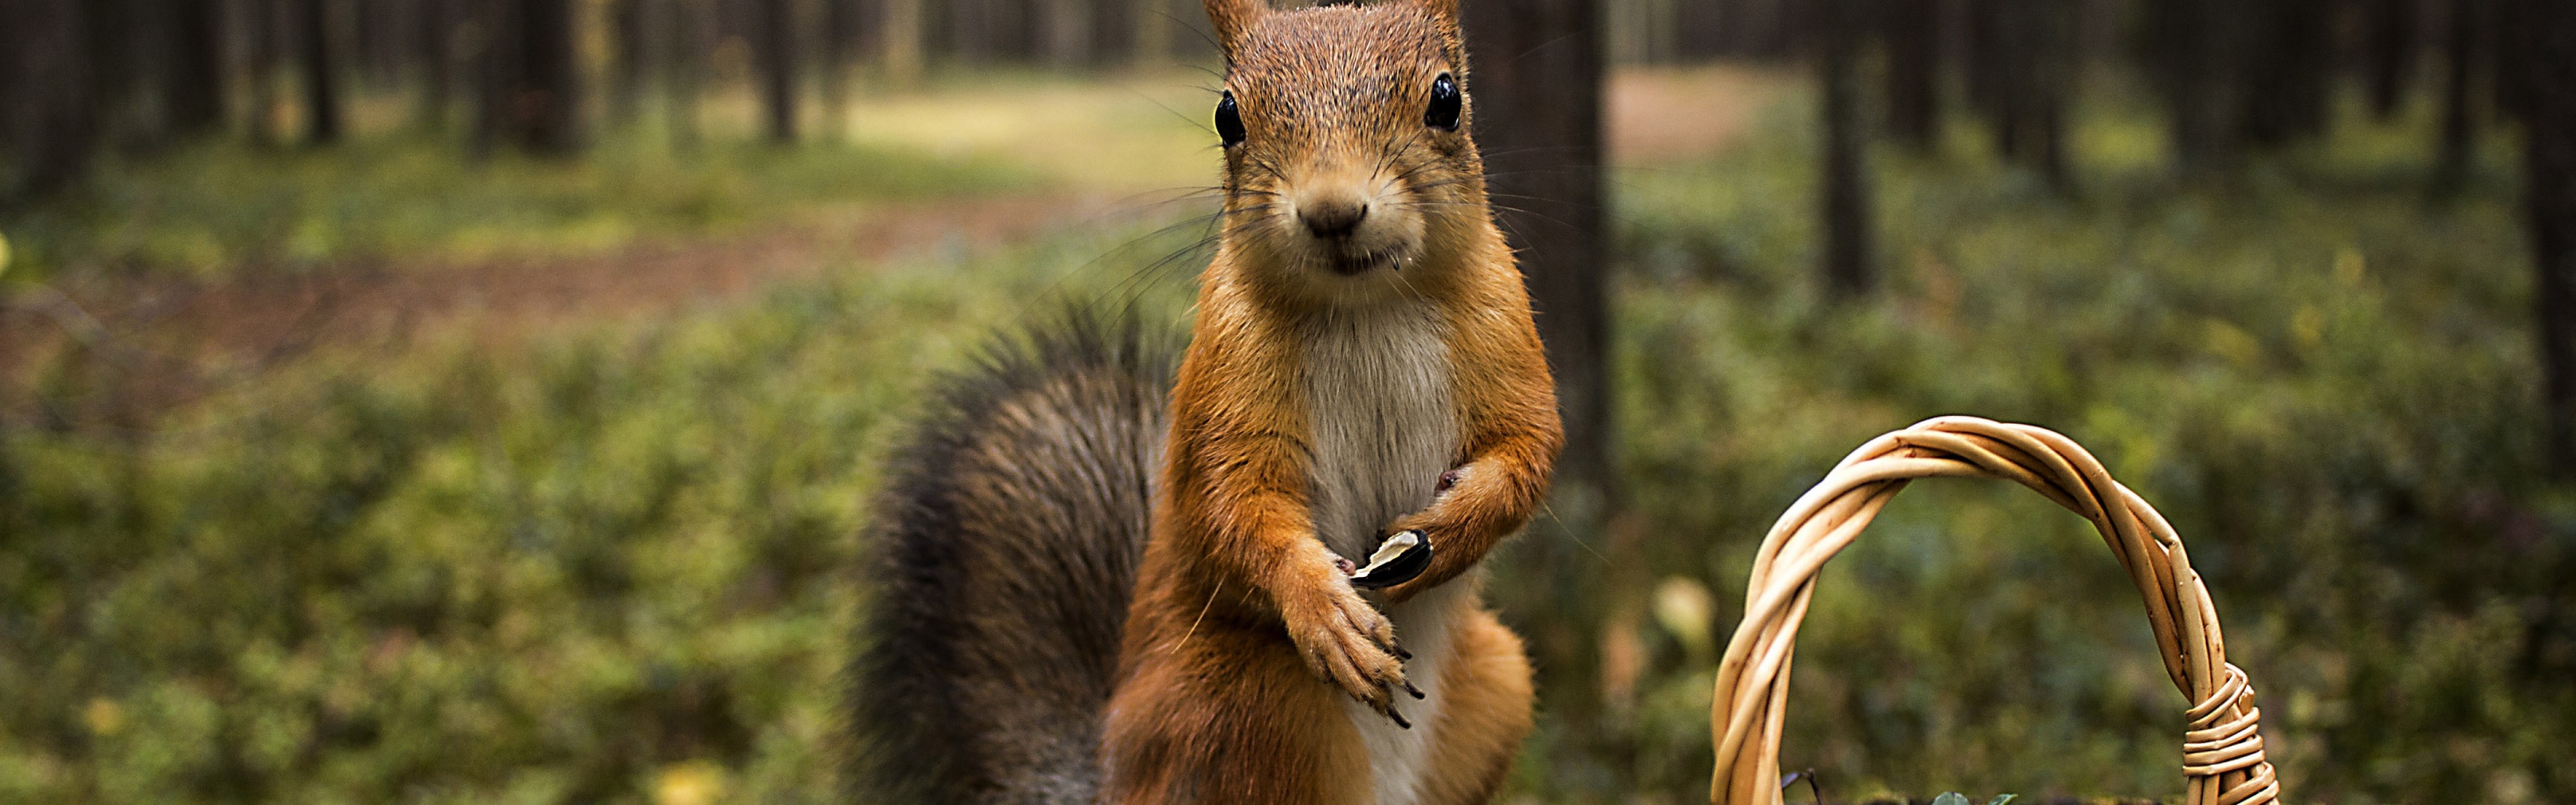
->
[417,0,452,131]
[249,0,284,143]
[821,0,852,139]
[666,0,705,148]
[1463,0,1612,509]
[1820,0,1875,298]
[2,0,97,201]
[299,0,343,145]
[1461,0,1614,748]
[1089,0,1129,66]
[2361,0,2416,120]
[1881,0,1941,150]
[1964,0,2021,157]
[611,0,647,125]
[2434,0,2484,198]
[1131,0,1170,67]
[2526,0,2576,473]
[2029,0,2072,187]
[2145,0,2236,174]
[162,0,228,135]
[2238,0,2331,148]
[477,0,582,156]
[891,0,927,83]
[759,0,798,143]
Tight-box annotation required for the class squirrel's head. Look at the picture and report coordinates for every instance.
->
[1206,0,1495,305]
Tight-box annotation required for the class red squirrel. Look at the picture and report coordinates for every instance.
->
[849,1,1561,801]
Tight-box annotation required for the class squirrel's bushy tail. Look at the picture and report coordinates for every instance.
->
[844,309,1177,804]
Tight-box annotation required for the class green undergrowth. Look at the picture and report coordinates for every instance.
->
[0,218,1204,802]
[0,131,1036,283]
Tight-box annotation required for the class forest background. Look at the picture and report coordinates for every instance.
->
[3,0,2572,801]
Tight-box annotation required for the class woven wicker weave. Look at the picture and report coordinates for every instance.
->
[1708,416,2281,805]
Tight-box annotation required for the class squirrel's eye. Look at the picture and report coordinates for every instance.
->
[1425,73,1462,131]
[1216,92,1246,147]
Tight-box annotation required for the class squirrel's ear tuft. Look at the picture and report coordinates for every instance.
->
[1206,0,1266,56]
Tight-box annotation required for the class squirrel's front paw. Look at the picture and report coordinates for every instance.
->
[1284,580,1423,727]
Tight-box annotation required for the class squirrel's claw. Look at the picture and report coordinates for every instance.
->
[1287,577,1411,718]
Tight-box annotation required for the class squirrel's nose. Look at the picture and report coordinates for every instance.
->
[1298,198,1369,241]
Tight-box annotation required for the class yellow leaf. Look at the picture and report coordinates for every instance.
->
[81,698,123,737]
[1653,576,1717,663]
[654,759,728,805]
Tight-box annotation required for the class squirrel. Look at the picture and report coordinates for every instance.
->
[846,1,1563,802]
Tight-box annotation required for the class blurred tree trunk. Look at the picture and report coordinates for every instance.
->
[1461,0,1614,750]
[352,0,393,86]
[415,0,453,130]
[2031,0,2071,186]
[665,0,706,148]
[1089,0,1130,67]
[821,0,855,139]
[1464,0,1611,509]
[1880,0,1941,150]
[1131,0,1170,66]
[83,0,141,146]
[610,0,647,125]
[882,0,924,84]
[1039,0,1086,67]
[476,0,582,156]
[2143,0,2237,173]
[471,0,508,153]
[758,0,798,143]
[1963,0,2013,153]
[2492,0,2531,121]
[2434,0,2486,197]
[1745,0,1793,56]
[1675,0,1724,59]
[162,0,228,136]
[298,0,343,145]
[1820,0,1875,297]
[526,0,581,151]
[945,0,986,64]
[1965,0,2068,184]
[2237,0,2331,148]
[2360,0,2417,121]
[247,0,284,142]
[1,0,98,201]
[2526,0,2576,474]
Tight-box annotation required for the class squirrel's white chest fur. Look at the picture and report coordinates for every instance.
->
[1300,303,1458,805]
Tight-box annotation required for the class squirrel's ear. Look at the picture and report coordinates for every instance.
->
[1206,0,1266,56]
[1411,0,1460,26]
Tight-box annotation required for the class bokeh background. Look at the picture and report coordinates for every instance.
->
[3,0,2572,802]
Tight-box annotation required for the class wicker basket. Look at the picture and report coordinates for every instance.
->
[1708,417,2281,805]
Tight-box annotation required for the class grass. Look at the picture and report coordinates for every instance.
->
[0,131,1036,284]
[2,75,2568,804]
[0,218,1202,803]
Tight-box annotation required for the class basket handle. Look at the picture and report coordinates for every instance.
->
[1707,416,2280,805]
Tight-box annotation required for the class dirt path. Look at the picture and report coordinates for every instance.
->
[1607,65,1786,165]
[0,193,1082,428]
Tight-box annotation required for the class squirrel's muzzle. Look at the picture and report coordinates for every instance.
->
[1297,195,1370,242]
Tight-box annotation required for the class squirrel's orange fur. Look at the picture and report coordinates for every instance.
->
[1099,1,1563,802]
